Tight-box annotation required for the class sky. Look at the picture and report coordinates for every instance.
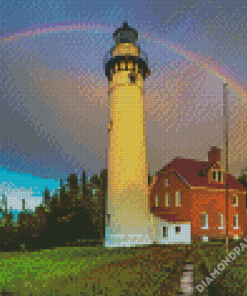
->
[0,0,247,211]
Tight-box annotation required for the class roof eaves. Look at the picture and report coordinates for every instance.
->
[172,169,191,187]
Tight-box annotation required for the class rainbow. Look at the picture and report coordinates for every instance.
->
[1,23,246,102]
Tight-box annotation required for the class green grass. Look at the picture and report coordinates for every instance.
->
[0,241,246,295]
[0,244,187,295]
[187,241,247,296]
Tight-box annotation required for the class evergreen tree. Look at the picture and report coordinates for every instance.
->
[238,173,247,209]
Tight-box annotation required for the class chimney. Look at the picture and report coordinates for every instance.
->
[208,146,221,164]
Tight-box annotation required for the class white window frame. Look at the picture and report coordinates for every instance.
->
[201,213,208,229]
[218,213,224,229]
[163,226,168,238]
[155,195,159,207]
[165,193,171,207]
[165,179,169,187]
[233,214,238,229]
[218,171,222,182]
[212,170,223,182]
[233,195,238,207]
[175,191,181,207]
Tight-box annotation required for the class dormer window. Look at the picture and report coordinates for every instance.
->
[165,179,169,187]
[218,171,221,182]
[212,170,222,182]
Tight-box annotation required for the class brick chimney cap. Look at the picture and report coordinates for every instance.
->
[210,145,219,150]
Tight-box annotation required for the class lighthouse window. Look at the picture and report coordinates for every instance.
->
[130,75,136,83]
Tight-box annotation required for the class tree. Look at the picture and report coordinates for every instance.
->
[81,170,86,197]
[238,173,247,209]
[2,194,7,223]
[42,186,51,206]
[238,173,247,188]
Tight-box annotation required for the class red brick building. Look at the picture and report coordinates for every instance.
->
[149,146,247,242]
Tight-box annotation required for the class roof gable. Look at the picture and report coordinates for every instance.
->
[160,158,245,190]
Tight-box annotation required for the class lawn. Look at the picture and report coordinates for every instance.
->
[0,244,188,295]
[191,241,247,296]
[0,241,246,295]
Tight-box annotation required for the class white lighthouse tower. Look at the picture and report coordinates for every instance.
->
[104,22,153,247]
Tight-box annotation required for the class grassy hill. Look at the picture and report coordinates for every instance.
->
[0,241,246,295]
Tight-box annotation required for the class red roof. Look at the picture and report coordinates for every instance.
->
[152,208,187,222]
[161,158,246,191]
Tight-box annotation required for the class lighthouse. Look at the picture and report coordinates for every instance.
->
[104,22,153,247]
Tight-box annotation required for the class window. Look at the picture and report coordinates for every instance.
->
[212,170,223,182]
[201,213,208,229]
[107,214,110,226]
[218,171,221,182]
[129,74,136,83]
[163,227,168,238]
[108,119,113,132]
[155,195,159,207]
[233,214,238,229]
[218,213,223,229]
[165,193,171,207]
[233,195,238,207]
[175,191,181,206]
[165,179,169,187]
[175,226,181,234]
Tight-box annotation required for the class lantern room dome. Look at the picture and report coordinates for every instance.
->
[113,22,138,44]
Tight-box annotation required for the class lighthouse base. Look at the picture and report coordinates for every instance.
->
[104,225,153,248]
